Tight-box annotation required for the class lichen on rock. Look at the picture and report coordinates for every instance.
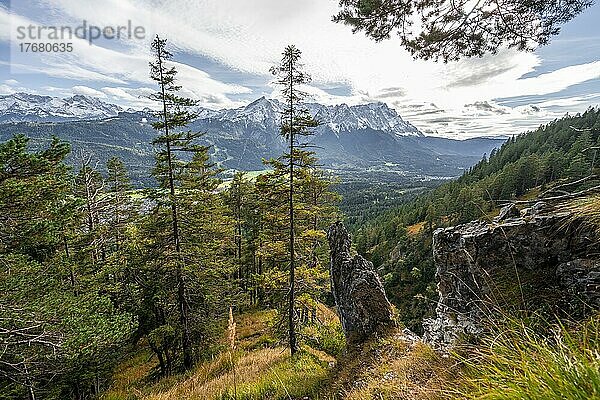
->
[424,206,600,347]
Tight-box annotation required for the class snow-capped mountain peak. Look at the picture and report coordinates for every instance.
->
[306,101,421,137]
[195,97,421,137]
[0,92,123,123]
[232,96,283,123]
[0,92,421,137]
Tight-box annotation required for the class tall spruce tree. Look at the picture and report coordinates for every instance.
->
[102,156,138,299]
[270,45,319,355]
[257,154,340,328]
[148,34,203,369]
[225,172,255,296]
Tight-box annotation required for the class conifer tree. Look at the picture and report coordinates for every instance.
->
[225,172,255,296]
[149,34,203,369]
[0,135,133,399]
[257,154,340,328]
[74,151,108,264]
[270,45,319,355]
[334,0,593,61]
[101,156,138,297]
[106,157,134,253]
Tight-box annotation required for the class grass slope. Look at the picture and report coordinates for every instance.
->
[102,307,600,400]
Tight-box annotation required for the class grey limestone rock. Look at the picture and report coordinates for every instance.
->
[493,203,520,222]
[328,221,395,344]
[424,208,599,347]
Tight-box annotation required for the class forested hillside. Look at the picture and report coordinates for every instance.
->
[0,40,344,399]
[0,110,503,186]
[2,104,598,400]
[355,108,600,331]
[2,7,600,397]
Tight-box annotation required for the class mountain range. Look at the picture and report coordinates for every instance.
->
[0,93,505,185]
[0,92,126,123]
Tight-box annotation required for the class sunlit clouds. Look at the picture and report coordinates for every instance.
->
[0,0,599,138]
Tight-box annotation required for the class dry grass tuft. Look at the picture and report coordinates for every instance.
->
[101,349,156,400]
[102,308,332,400]
[235,309,277,349]
[450,314,600,399]
[144,347,288,400]
[324,331,455,400]
[562,194,600,237]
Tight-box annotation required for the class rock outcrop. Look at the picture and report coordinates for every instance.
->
[424,204,600,346]
[328,222,395,344]
[493,202,520,222]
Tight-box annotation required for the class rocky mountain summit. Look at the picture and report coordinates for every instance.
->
[0,93,421,136]
[0,93,125,122]
[424,203,600,346]
[0,94,504,184]
[196,96,422,137]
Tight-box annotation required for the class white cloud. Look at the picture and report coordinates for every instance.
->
[41,86,72,96]
[0,5,252,108]
[0,78,30,95]
[101,86,155,109]
[72,85,107,98]
[0,85,15,95]
[1,0,599,138]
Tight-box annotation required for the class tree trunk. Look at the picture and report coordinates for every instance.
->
[288,56,297,356]
[258,252,264,305]
[157,45,192,370]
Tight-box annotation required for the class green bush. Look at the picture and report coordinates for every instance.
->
[302,321,346,357]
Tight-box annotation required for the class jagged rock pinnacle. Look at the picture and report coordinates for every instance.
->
[327,221,395,345]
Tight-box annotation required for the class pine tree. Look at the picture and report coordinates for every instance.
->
[178,151,237,346]
[568,153,590,179]
[292,153,340,325]
[242,175,270,306]
[100,156,138,299]
[256,152,340,339]
[0,134,72,259]
[270,45,319,355]
[0,135,133,399]
[148,34,203,369]
[224,172,256,298]
[74,150,108,263]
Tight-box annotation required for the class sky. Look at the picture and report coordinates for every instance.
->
[0,0,599,139]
